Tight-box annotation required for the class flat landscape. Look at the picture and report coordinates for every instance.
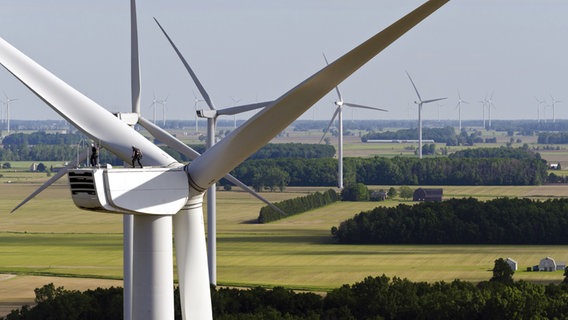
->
[2,131,568,315]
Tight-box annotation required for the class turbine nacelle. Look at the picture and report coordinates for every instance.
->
[196,109,217,119]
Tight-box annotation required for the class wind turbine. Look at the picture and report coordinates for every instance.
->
[192,91,204,132]
[550,95,561,123]
[159,95,168,127]
[1,93,17,135]
[405,71,446,159]
[153,18,277,286]
[455,90,468,131]
[487,92,495,128]
[536,97,545,123]
[320,53,387,189]
[0,0,450,319]
[478,95,487,129]
[148,93,160,124]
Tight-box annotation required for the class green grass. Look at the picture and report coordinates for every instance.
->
[2,183,568,291]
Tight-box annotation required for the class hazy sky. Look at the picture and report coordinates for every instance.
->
[0,0,566,124]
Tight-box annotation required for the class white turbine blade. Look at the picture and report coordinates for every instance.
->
[138,116,201,159]
[405,70,422,102]
[322,53,343,102]
[130,0,141,114]
[216,101,273,116]
[343,102,388,112]
[319,107,341,144]
[0,37,177,167]
[139,116,284,214]
[188,0,450,192]
[423,97,447,104]
[11,150,89,213]
[154,17,216,110]
[223,174,286,215]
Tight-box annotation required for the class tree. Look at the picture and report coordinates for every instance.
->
[36,162,47,172]
[341,183,369,201]
[563,266,568,284]
[2,162,10,169]
[387,187,397,198]
[490,258,514,284]
[399,186,413,200]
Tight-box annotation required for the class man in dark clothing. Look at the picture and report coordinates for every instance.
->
[90,143,98,167]
[132,146,143,168]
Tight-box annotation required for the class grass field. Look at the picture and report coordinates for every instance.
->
[2,134,568,314]
[2,184,568,292]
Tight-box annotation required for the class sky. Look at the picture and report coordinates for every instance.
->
[0,0,567,124]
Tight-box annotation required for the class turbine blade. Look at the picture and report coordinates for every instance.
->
[319,107,341,144]
[423,97,447,104]
[216,101,273,116]
[139,116,284,215]
[0,37,177,167]
[11,150,89,213]
[138,116,201,159]
[322,53,343,102]
[343,102,388,112]
[130,0,141,114]
[405,70,422,102]
[223,174,286,215]
[154,17,216,110]
[188,0,450,191]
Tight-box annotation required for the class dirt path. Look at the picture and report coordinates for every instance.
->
[0,274,122,317]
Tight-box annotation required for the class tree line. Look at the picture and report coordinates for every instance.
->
[361,126,458,144]
[331,197,568,244]
[258,189,339,223]
[5,272,568,319]
[538,132,568,144]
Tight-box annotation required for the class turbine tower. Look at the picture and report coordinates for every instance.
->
[1,0,450,318]
[320,53,387,189]
[455,90,468,131]
[154,18,277,286]
[406,71,446,159]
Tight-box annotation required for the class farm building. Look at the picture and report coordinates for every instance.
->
[505,258,518,271]
[539,257,557,271]
[413,188,443,202]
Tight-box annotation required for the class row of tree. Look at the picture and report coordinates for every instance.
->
[538,132,568,144]
[331,197,568,244]
[361,126,458,144]
[6,272,568,319]
[258,189,339,223]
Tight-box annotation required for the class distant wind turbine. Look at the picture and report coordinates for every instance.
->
[535,97,545,123]
[320,53,387,188]
[406,71,446,159]
[487,92,495,129]
[455,90,469,131]
[478,95,487,129]
[159,95,169,127]
[193,91,204,132]
[550,95,562,123]
[1,93,17,135]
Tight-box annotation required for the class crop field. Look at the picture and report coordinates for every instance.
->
[2,181,568,315]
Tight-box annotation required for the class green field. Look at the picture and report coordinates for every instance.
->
[2,183,568,292]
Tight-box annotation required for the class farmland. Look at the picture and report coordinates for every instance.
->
[2,130,568,315]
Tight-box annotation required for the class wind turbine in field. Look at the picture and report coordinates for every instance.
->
[1,0,450,319]
[320,53,387,189]
[406,71,446,159]
[153,17,278,286]
[1,93,16,135]
[487,92,495,128]
[455,90,468,131]
[550,95,561,123]
[536,97,545,123]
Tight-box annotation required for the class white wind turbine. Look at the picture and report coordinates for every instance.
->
[550,95,561,123]
[320,53,387,189]
[406,71,446,159]
[159,95,168,127]
[2,93,17,135]
[487,92,495,128]
[478,95,488,129]
[148,93,160,124]
[192,91,204,132]
[455,90,468,131]
[1,0,450,319]
[536,97,545,123]
[153,17,279,286]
